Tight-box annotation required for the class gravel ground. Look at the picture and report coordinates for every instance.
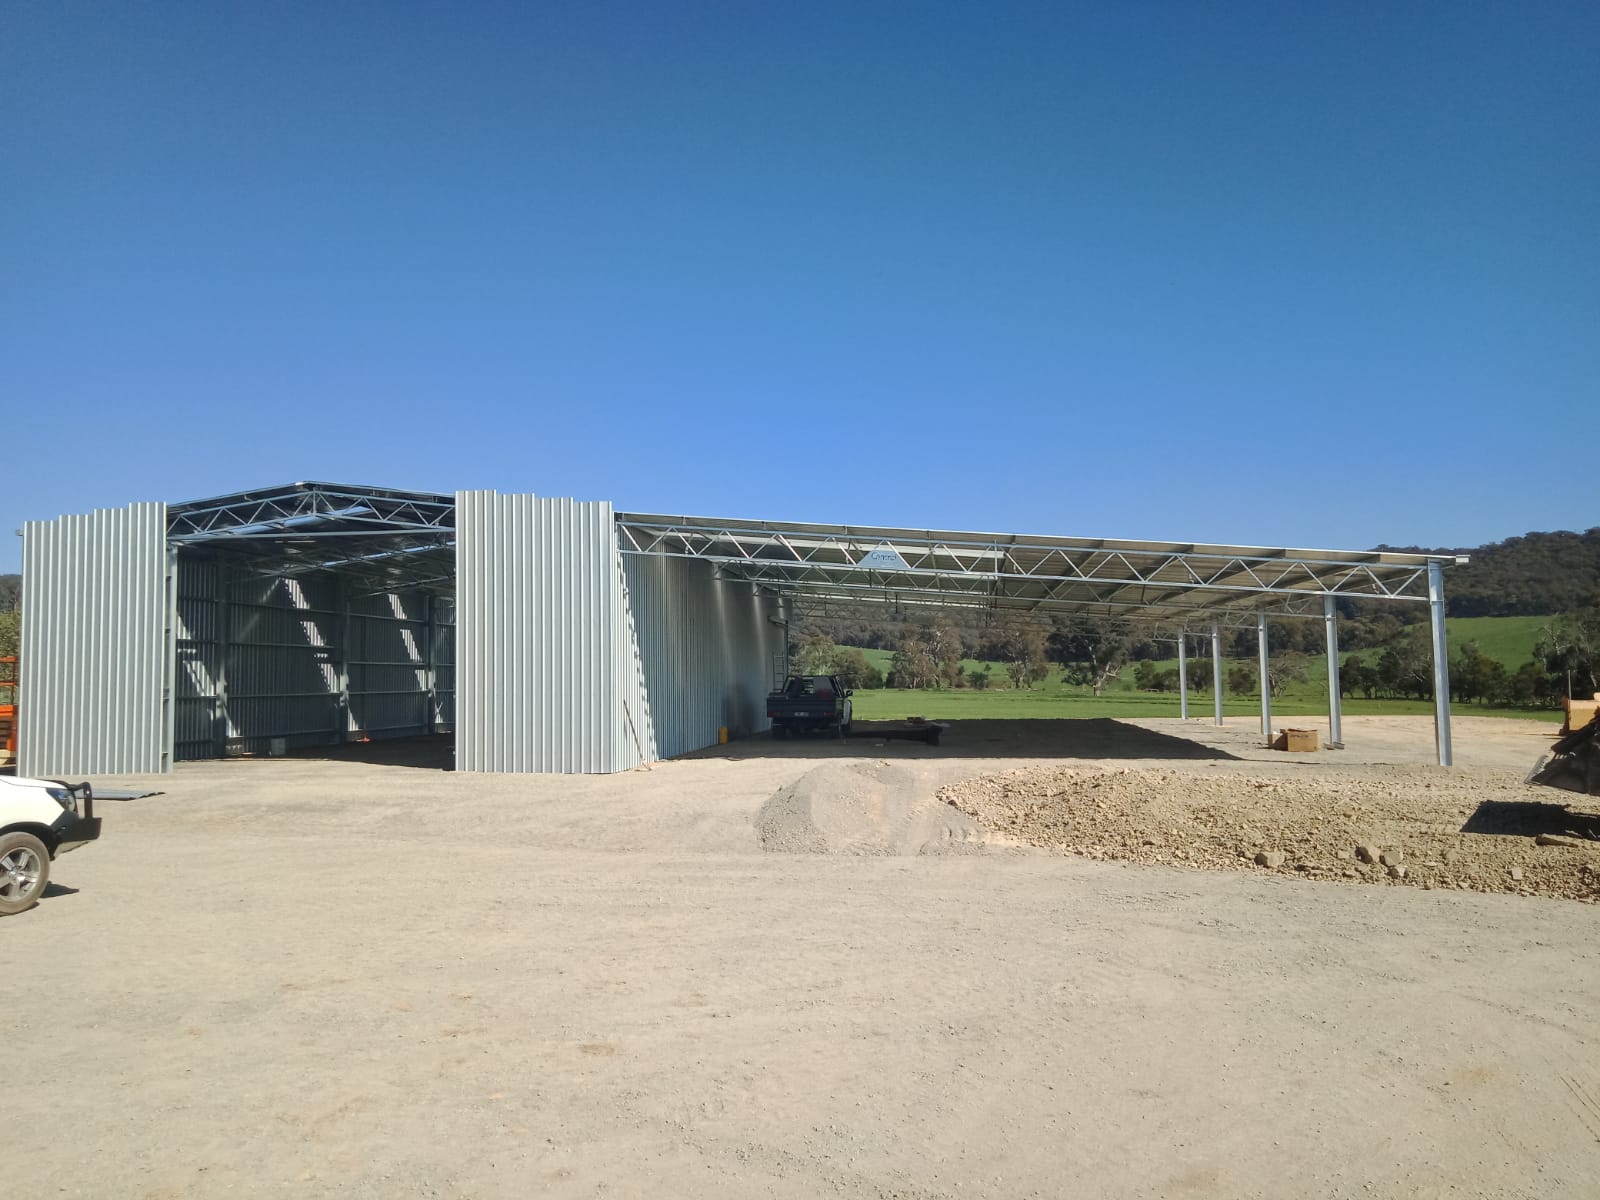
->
[5,714,1599,1198]
[940,763,1600,901]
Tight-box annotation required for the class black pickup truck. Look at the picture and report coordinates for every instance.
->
[767,675,854,738]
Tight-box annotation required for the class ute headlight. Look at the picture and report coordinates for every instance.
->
[46,786,75,812]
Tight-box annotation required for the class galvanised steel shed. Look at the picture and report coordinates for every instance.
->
[16,481,1462,775]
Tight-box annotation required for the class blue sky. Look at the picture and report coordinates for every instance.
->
[3,1,1596,572]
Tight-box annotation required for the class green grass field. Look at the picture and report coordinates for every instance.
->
[1443,615,1547,667]
[844,616,1563,724]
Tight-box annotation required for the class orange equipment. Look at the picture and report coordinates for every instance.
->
[0,656,16,762]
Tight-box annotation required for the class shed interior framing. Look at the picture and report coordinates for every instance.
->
[166,483,457,760]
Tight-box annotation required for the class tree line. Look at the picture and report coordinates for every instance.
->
[793,595,1600,712]
[0,574,18,660]
[6,537,1600,708]
[1374,528,1600,618]
[792,615,1185,695]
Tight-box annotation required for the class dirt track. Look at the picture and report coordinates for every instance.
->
[4,715,1599,1198]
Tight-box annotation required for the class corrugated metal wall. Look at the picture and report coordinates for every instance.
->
[174,556,226,759]
[456,492,629,772]
[174,553,454,759]
[621,555,784,760]
[22,492,778,777]
[348,589,430,740]
[19,502,174,776]
[432,595,457,732]
[455,490,784,773]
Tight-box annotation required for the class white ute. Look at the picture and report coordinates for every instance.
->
[0,775,100,915]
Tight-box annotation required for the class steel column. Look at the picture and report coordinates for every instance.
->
[1257,613,1272,743]
[162,547,179,772]
[335,575,352,743]
[214,562,232,757]
[424,591,439,735]
[1324,594,1343,750]
[1177,633,1189,720]
[1428,561,1453,767]
[1212,625,1224,725]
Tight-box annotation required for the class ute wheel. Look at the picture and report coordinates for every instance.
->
[0,832,51,916]
[772,723,788,740]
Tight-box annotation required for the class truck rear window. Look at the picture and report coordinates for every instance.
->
[784,677,833,698]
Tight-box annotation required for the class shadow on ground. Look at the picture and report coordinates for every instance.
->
[1461,799,1600,841]
[285,734,455,771]
[274,720,1240,771]
[691,718,1240,762]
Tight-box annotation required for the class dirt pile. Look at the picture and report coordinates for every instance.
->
[939,764,1600,901]
[757,760,1000,855]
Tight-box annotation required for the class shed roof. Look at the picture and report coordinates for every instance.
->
[163,481,1458,624]
[613,511,1457,627]
[168,481,456,592]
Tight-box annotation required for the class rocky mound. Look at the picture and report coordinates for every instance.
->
[939,764,1600,901]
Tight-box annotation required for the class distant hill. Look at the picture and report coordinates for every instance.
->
[1376,529,1600,617]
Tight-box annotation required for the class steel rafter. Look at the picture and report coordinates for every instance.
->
[734,570,1322,623]
[613,519,1437,604]
[167,482,454,540]
[782,590,1274,631]
[152,486,1458,624]
[615,521,1435,624]
[612,513,1460,629]
[167,482,458,593]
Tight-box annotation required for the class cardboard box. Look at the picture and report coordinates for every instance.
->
[1279,728,1320,753]
[1562,698,1598,735]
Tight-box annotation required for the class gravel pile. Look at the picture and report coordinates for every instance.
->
[757,760,994,855]
[939,764,1600,901]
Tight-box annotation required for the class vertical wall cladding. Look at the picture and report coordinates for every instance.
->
[620,555,785,761]
[455,492,626,773]
[454,491,783,773]
[347,590,431,739]
[173,553,452,758]
[612,553,656,769]
[230,569,343,754]
[432,596,457,732]
[20,502,174,776]
[174,555,224,760]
